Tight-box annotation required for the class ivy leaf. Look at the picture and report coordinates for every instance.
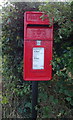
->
[1,96,9,104]
[70,100,73,106]
[66,97,71,102]
[56,58,60,62]
[64,90,73,97]
[25,102,31,109]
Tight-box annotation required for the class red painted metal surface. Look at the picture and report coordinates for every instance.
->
[23,11,53,81]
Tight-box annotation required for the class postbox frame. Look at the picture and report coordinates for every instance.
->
[23,11,53,81]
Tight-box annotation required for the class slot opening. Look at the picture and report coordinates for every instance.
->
[27,24,50,27]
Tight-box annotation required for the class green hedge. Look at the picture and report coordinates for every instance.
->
[2,1,73,118]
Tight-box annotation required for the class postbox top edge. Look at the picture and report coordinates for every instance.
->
[24,11,44,14]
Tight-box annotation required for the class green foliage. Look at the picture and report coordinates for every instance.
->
[39,2,72,38]
[14,85,30,96]
[42,106,52,118]
[38,2,73,118]
[1,96,9,104]
[2,1,73,119]
[2,2,39,118]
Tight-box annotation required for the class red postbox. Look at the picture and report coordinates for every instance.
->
[23,11,53,81]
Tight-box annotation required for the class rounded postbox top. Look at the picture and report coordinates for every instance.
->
[24,11,50,25]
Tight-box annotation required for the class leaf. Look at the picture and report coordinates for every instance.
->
[57,113,62,117]
[54,99,58,104]
[70,100,73,106]
[64,90,73,97]
[43,106,52,118]
[25,102,31,109]
[1,96,9,104]
[56,58,60,62]
[60,35,62,39]
[49,95,54,101]
[66,97,71,102]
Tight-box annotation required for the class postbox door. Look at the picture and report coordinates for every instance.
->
[23,40,53,81]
